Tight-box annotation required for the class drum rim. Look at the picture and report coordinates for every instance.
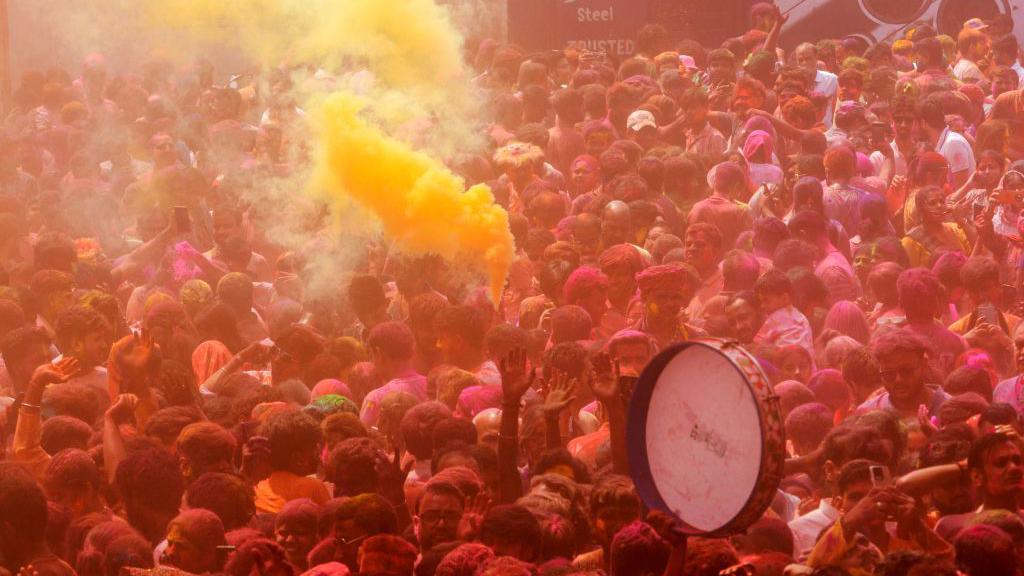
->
[627,338,771,536]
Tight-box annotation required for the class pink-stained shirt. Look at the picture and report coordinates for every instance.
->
[453,360,505,418]
[359,371,427,427]
[754,305,815,359]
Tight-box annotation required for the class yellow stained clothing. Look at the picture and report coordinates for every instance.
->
[901,224,969,268]
[13,406,50,480]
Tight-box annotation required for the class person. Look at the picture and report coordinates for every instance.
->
[679,88,727,163]
[573,475,642,571]
[687,161,753,251]
[254,411,330,513]
[795,42,839,128]
[631,264,700,350]
[918,98,975,190]
[435,305,499,387]
[360,321,427,427]
[176,422,237,483]
[753,270,814,359]
[789,210,858,305]
[274,498,320,571]
[901,186,970,268]
[0,463,76,576]
[683,223,726,325]
[49,305,111,406]
[952,28,991,85]
[896,268,966,377]
[859,329,949,420]
[933,433,1023,539]
[415,480,465,554]
[163,509,226,575]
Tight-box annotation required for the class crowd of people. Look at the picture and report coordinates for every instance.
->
[3,3,1024,576]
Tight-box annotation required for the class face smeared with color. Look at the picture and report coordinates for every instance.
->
[973,441,1024,499]
[726,298,761,343]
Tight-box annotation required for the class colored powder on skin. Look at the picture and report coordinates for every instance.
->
[315,93,513,304]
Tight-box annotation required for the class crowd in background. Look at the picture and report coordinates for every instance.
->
[3,3,1024,576]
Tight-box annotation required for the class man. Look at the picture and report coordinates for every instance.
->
[679,88,726,163]
[822,145,865,237]
[858,329,949,420]
[54,305,111,400]
[29,269,75,342]
[415,480,465,554]
[573,475,642,571]
[992,34,1024,89]
[806,460,951,570]
[601,201,633,250]
[795,42,839,128]
[2,326,54,397]
[683,223,726,326]
[205,204,272,282]
[176,422,237,484]
[217,272,268,345]
[360,321,427,427]
[788,424,895,558]
[993,322,1024,411]
[436,305,498,386]
[950,256,1021,337]
[598,244,644,336]
[625,110,662,152]
[687,161,753,251]
[953,28,992,85]
[631,263,701,349]
[990,81,1024,162]
[563,266,609,337]
[726,291,763,345]
[896,268,966,377]
[909,37,959,96]
[934,433,1024,539]
[919,97,975,190]
[254,411,330,513]
[788,210,858,305]
[869,95,917,182]
[42,449,108,519]
[163,509,227,574]
[548,88,585,175]
[0,464,75,576]
[347,275,390,343]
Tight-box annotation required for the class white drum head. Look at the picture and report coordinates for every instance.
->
[643,344,763,532]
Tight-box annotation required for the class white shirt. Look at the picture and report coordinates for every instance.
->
[1013,61,1024,89]
[869,140,909,178]
[953,58,985,84]
[788,498,841,559]
[936,127,976,175]
[815,70,839,129]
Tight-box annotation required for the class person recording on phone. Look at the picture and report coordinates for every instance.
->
[946,257,1018,378]
[806,460,952,572]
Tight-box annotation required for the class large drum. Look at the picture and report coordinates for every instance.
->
[628,339,785,536]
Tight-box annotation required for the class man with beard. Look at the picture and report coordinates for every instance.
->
[858,329,949,420]
[726,291,763,345]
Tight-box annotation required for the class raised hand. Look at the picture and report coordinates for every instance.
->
[500,347,534,404]
[457,491,492,541]
[104,393,139,424]
[590,352,621,405]
[542,369,577,418]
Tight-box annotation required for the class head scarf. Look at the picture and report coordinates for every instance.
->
[743,130,775,164]
[743,114,776,141]
[191,340,233,386]
[599,244,644,273]
[636,264,697,297]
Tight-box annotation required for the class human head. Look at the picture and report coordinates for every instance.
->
[273,498,319,570]
[415,480,465,552]
[961,256,1002,306]
[184,473,255,531]
[30,269,74,321]
[684,223,723,274]
[165,509,226,575]
[726,291,762,345]
[176,422,237,483]
[435,305,487,370]
[54,306,111,369]
[871,330,930,411]
[114,448,184,542]
[479,504,542,563]
[968,433,1024,503]
[261,410,322,476]
[2,326,53,390]
[636,264,698,326]
[897,267,942,323]
[43,449,102,518]
[955,524,1017,576]
[0,464,50,570]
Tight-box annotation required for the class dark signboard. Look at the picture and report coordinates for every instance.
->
[508,0,652,56]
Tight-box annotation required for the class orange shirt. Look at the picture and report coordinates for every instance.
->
[254,471,330,514]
